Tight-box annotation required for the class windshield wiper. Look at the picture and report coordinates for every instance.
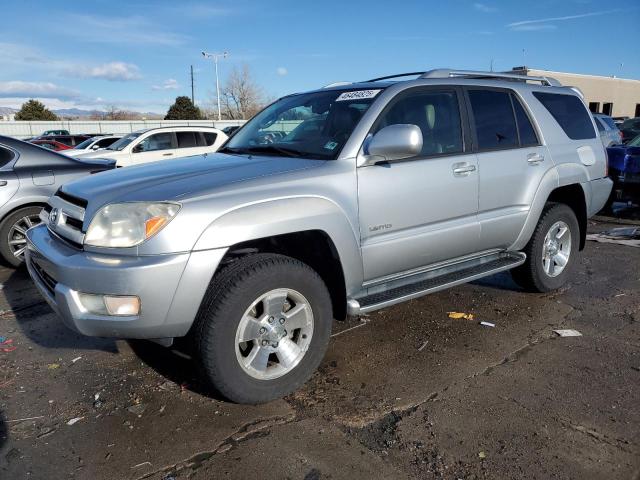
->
[238,145,306,158]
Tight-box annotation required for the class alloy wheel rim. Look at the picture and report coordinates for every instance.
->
[235,288,314,380]
[8,214,41,259]
[541,220,571,278]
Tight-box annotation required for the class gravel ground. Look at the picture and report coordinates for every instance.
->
[1,215,639,480]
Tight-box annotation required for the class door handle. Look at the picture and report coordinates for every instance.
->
[0,181,6,186]
[162,153,174,157]
[527,153,544,165]
[452,163,476,176]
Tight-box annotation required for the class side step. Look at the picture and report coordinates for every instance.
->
[347,251,526,315]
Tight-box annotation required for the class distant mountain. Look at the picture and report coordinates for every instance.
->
[0,107,17,116]
[53,108,163,120]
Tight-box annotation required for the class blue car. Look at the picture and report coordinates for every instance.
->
[605,135,640,209]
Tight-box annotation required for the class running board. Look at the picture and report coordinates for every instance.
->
[347,251,526,316]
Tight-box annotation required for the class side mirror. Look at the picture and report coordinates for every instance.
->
[360,124,423,166]
[91,144,100,150]
[132,144,144,153]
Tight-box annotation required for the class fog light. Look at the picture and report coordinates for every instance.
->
[77,293,140,316]
[104,296,140,316]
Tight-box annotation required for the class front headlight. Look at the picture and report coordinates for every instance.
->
[84,202,180,248]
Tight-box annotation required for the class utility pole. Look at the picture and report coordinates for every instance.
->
[201,51,228,121]
[190,65,195,104]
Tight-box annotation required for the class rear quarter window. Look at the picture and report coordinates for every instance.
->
[0,146,15,168]
[203,132,217,146]
[533,92,596,140]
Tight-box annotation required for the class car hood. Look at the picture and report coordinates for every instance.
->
[61,153,323,212]
[72,156,117,169]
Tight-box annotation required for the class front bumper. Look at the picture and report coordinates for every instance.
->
[25,224,226,339]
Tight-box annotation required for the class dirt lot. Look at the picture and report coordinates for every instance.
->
[1,217,639,480]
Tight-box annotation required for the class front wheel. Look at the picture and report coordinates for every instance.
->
[193,253,332,404]
[511,203,579,292]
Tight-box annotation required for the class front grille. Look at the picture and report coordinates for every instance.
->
[46,192,87,247]
[31,259,57,295]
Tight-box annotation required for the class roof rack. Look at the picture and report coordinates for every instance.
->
[366,72,427,82]
[419,69,562,86]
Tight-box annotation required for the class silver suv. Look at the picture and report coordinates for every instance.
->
[25,69,612,404]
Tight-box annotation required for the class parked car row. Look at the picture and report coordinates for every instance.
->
[20,68,612,404]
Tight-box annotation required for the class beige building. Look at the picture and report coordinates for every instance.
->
[511,66,640,119]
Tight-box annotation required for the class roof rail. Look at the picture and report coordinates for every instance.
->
[322,81,353,88]
[420,69,562,86]
[366,72,427,82]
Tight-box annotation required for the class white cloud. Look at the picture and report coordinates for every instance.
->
[508,9,622,29]
[0,81,81,100]
[474,3,497,13]
[64,62,142,81]
[152,79,180,90]
[511,24,558,31]
[276,67,288,76]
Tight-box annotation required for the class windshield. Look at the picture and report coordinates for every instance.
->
[74,138,94,149]
[107,132,142,151]
[222,89,382,160]
[629,135,640,147]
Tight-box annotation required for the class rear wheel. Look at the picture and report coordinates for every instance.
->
[511,203,579,292]
[0,206,43,267]
[193,253,332,404]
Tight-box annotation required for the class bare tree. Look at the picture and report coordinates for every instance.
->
[217,64,267,120]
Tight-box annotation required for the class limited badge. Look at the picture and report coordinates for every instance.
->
[335,89,381,102]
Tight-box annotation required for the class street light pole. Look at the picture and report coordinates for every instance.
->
[202,51,228,121]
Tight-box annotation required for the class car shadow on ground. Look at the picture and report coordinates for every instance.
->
[127,339,227,401]
[3,268,119,353]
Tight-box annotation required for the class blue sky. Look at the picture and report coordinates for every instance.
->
[1,0,638,113]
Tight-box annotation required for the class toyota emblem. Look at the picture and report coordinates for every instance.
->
[49,208,59,225]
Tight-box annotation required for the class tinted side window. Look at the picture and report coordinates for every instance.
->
[375,90,463,156]
[0,146,15,168]
[138,132,173,152]
[203,132,217,146]
[196,132,207,147]
[468,90,518,150]
[512,95,539,146]
[97,137,118,148]
[532,92,596,140]
[176,131,198,148]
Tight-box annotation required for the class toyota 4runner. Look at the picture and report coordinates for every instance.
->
[26,69,612,404]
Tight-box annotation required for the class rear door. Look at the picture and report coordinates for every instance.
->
[465,88,549,250]
[175,131,207,157]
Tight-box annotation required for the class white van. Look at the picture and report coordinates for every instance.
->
[75,126,228,167]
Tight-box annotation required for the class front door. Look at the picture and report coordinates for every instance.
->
[129,132,176,166]
[357,87,480,281]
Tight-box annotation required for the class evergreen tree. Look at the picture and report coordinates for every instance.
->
[164,96,202,120]
[14,99,58,121]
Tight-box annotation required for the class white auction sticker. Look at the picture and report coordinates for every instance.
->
[335,89,381,101]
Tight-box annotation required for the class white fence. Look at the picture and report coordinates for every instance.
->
[0,120,246,139]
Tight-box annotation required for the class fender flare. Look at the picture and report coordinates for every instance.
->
[193,196,364,294]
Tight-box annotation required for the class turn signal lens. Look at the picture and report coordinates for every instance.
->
[77,292,140,316]
[145,216,168,238]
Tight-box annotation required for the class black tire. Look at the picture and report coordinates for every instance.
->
[511,203,580,293]
[0,206,43,268]
[193,253,332,404]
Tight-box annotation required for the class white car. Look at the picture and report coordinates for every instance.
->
[63,135,122,157]
[74,126,228,167]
